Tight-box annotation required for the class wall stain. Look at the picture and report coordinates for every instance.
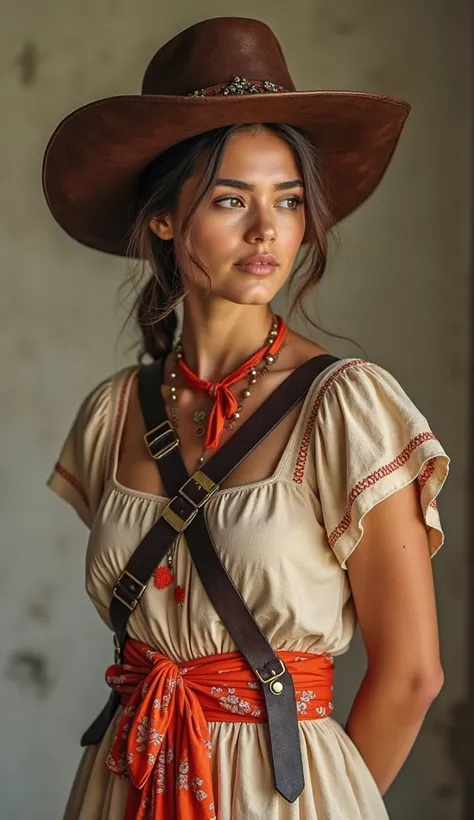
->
[15,42,39,87]
[333,21,355,36]
[433,699,473,782]
[26,581,56,625]
[433,783,458,800]
[4,650,53,697]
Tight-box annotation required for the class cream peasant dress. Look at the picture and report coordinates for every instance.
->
[47,357,449,820]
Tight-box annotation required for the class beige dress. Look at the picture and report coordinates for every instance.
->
[48,357,449,820]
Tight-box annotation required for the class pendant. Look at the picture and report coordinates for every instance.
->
[154,565,174,590]
[195,425,205,437]
[192,410,206,422]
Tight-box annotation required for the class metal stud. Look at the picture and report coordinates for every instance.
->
[270,680,284,695]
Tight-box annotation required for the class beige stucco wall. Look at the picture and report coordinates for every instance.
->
[0,1,470,818]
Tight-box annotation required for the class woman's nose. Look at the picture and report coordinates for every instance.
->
[244,212,277,244]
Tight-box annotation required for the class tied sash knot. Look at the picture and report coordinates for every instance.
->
[105,639,334,820]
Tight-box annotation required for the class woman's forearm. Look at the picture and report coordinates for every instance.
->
[345,668,443,795]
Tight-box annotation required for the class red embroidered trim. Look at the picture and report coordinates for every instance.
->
[418,461,441,512]
[292,360,366,483]
[328,431,438,548]
[107,369,137,479]
[54,462,88,508]
[418,459,436,492]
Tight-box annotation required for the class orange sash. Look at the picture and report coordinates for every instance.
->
[105,639,334,819]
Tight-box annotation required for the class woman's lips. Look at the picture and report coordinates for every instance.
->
[235,261,278,276]
[235,253,279,276]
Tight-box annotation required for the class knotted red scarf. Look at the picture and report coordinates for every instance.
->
[177,315,288,449]
[106,638,334,820]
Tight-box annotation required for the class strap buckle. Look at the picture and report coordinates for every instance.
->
[180,470,219,508]
[255,657,286,685]
[144,420,179,459]
[162,470,219,532]
[112,570,146,611]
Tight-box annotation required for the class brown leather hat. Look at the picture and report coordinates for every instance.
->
[42,17,410,256]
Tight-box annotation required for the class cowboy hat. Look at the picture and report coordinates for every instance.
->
[42,17,410,256]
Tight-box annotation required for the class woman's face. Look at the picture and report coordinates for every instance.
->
[153,127,306,306]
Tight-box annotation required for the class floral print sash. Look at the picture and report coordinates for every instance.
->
[106,639,334,819]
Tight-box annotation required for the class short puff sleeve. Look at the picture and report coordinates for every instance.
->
[46,376,113,527]
[314,360,449,569]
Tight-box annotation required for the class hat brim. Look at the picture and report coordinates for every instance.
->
[42,91,410,256]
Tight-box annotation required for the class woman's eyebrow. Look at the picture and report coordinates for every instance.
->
[215,178,304,191]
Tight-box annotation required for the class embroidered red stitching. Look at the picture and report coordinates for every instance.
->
[107,369,136,479]
[54,462,88,508]
[292,360,366,483]
[328,432,438,548]
[418,459,436,492]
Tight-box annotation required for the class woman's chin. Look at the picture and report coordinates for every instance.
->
[186,279,283,307]
[222,281,281,306]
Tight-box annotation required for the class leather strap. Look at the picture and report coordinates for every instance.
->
[81,353,338,805]
[139,355,335,802]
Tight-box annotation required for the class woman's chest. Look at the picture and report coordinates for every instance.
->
[85,481,344,614]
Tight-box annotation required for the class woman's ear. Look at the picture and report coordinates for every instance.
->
[149,214,174,241]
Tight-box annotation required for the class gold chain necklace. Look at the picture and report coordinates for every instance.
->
[168,315,286,469]
[154,318,287,601]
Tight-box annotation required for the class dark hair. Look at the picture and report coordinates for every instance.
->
[126,123,333,360]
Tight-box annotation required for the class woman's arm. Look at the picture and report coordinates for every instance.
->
[345,480,444,795]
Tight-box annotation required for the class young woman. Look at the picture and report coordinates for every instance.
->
[43,17,449,820]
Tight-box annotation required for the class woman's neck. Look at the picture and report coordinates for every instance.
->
[177,304,276,383]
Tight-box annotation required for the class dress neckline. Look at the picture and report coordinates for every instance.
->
[108,356,339,504]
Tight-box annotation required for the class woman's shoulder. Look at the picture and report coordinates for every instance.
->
[305,356,425,422]
[84,364,139,411]
[303,357,450,568]
[285,329,418,399]
[46,365,139,527]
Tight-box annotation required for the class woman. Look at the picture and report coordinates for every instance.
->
[43,16,449,820]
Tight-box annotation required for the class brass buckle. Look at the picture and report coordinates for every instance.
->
[162,502,199,533]
[162,470,219,533]
[112,570,146,611]
[255,658,286,685]
[144,421,179,459]
[179,470,219,508]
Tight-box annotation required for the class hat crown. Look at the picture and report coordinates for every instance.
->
[141,17,296,97]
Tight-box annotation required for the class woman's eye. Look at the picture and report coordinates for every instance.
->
[215,197,243,209]
[214,195,303,210]
[279,196,303,210]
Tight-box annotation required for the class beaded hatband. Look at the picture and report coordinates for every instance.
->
[190,76,287,97]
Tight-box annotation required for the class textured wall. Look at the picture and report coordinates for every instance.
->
[0,1,470,818]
